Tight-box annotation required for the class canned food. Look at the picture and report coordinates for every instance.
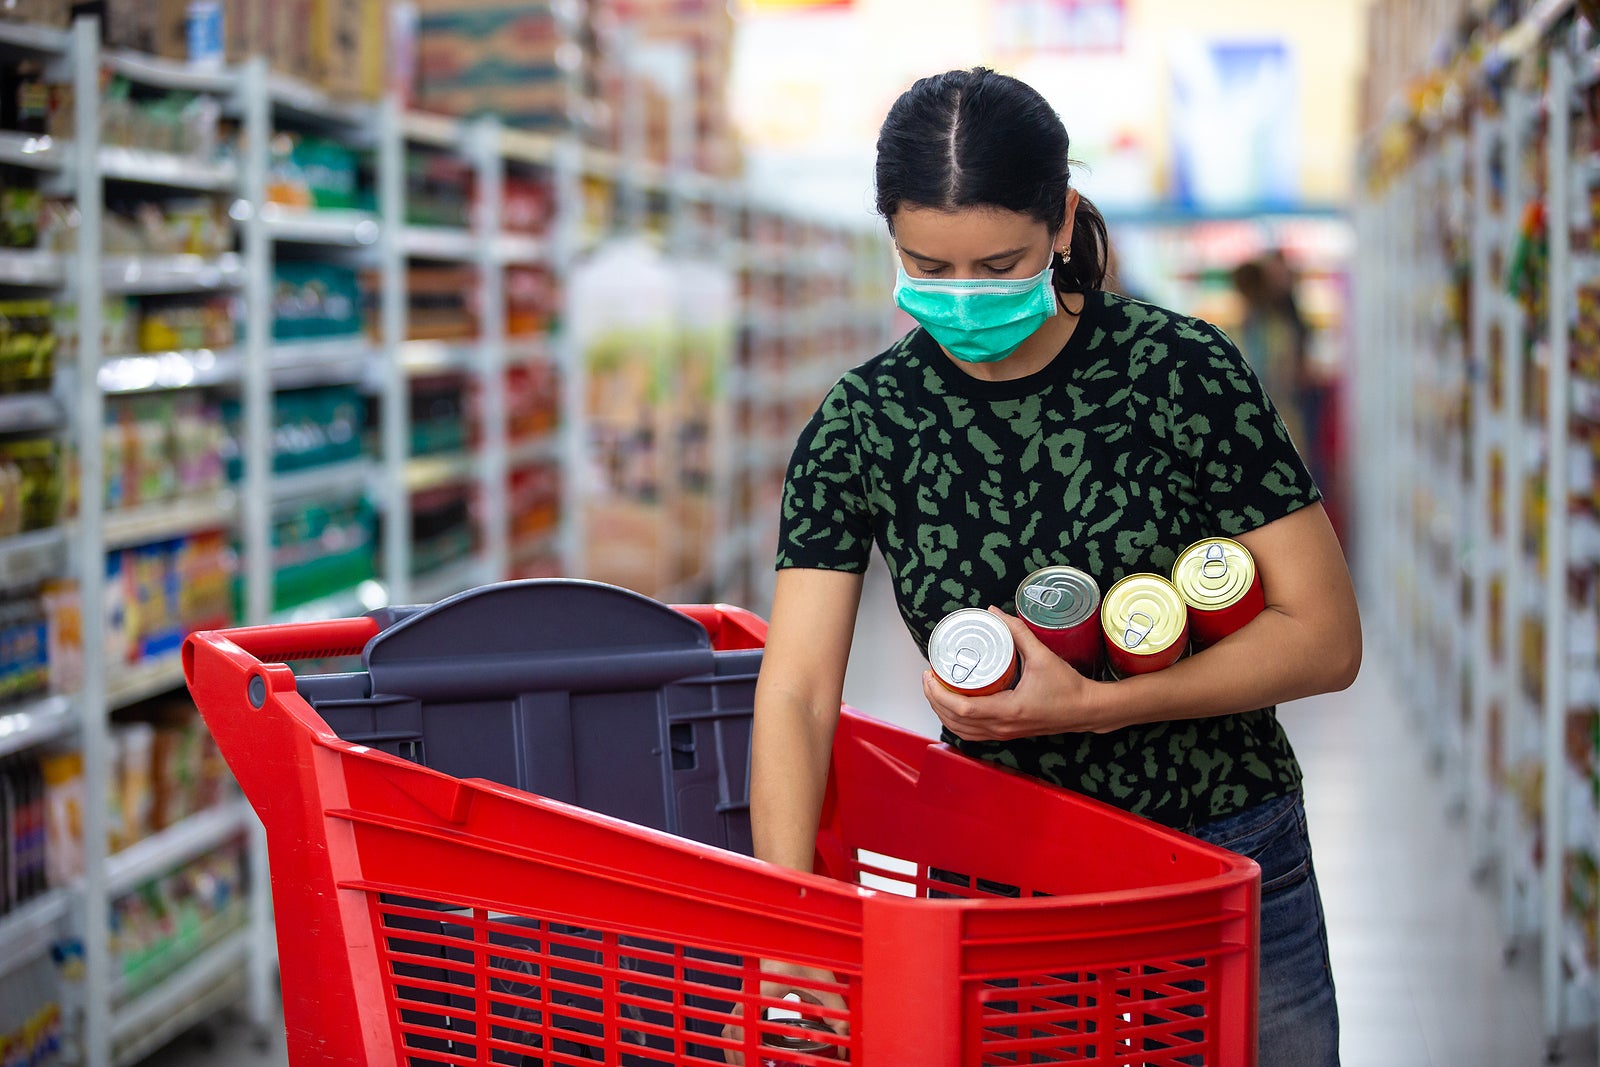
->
[1171,537,1264,649]
[1014,565,1104,676]
[1100,574,1189,677]
[761,1016,842,1064]
[929,608,1019,696]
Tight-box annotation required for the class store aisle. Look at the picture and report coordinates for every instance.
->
[150,568,1579,1067]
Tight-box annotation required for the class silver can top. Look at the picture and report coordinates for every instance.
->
[1015,565,1100,630]
[929,608,1016,691]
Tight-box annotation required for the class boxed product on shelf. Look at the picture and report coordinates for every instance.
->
[308,0,386,101]
[108,838,246,1002]
[509,461,558,542]
[0,300,56,394]
[0,0,67,24]
[0,594,48,708]
[502,359,559,439]
[221,384,367,480]
[505,265,555,336]
[138,696,228,832]
[0,437,62,534]
[1,752,48,914]
[407,482,474,576]
[0,953,64,1067]
[412,0,577,130]
[39,579,81,698]
[135,294,236,353]
[266,132,361,212]
[405,149,473,229]
[502,173,554,235]
[104,393,226,510]
[260,498,376,613]
[105,532,233,668]
[265,261,364,342]
[400,265,478,341]
[0,185,41,249]
[37,748,81,888]
[408,374,468,455]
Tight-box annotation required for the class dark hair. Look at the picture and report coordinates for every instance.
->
[874,67,1110,295]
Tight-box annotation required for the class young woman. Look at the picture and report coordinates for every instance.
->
[750,67,1358,1066]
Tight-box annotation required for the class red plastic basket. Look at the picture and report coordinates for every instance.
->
[183,604,1258,1066]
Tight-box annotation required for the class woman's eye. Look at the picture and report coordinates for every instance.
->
[986,263,1021,275]
[916,265,947,276]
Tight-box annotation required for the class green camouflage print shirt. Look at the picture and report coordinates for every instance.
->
[776,290,1321,831]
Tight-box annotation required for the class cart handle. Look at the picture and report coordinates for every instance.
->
[186,615,382,671]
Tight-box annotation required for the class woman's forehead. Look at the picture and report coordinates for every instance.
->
[891,205,1045,255]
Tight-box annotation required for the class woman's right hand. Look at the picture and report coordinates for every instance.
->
[720,961,849,1065]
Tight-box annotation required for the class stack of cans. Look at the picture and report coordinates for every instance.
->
[927,536,1266,693]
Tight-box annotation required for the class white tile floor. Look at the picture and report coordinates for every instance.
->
[144,567,1595,1066]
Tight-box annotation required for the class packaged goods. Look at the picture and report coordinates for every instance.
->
[1014,565,1104,676]
[1171,537,1265,649]
[266,133,360,211]
[929,607,1019,696]
[1101,573,1190,678]
[0,300,58,394]
[0,438,62,533]
[38,750,82,888]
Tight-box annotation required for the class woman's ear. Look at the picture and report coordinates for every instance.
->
[1062,188,1081,240]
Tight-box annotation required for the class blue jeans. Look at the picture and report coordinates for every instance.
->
[1188,791,1340,1067]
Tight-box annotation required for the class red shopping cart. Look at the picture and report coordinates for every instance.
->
[183,579,1258,1066]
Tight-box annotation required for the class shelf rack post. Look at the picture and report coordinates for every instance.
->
[377,97,412,603]
[69,15,112,1067]
[472,117,510,580]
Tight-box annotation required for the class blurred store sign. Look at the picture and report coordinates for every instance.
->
[1169,39,1300,212]
[994,0,1125,54]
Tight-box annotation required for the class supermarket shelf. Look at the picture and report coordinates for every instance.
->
[97,145,238,191]
[509,434,560,468]
[400,110,464,149]
[0,391,64,433]
[0,19,68,57]
[500,128,556,166]
[270,580,387,625]
[0,694,76,760]
[267,72,374,131]
[105,799,253,899]
[0,130,60,170]
[0,526,67,590]
[102,254,244,295]
[106,653,187,712]
[0,888,70,982]
[403,225,478,261]
[104,492,239,549]
[261,205,381,247]
[104,50,237,95]
[405,452,477,494]
[0,249,64,287]
[411,555,489,606]
[399,339,479,374]
[110,929,251,1067]
[270,458,375,507]
[100,348,241,393]
[271,336,374,389]
[505,335,553,364]
[496,233,549,264]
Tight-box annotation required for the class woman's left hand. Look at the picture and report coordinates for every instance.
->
[922,607,1111,741]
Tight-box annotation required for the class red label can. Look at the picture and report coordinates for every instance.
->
[1014,565,1104,676]
[1170,537,1264,649]
[929,608,1019,696]
[1100,574,1189,678]
[761,1017,842,1065]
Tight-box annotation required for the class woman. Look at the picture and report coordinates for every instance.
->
[750,67,1358,1066]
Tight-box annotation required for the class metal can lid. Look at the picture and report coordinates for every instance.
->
[1101,574,1188,654]
[1015,566,1100,630]
[1171,537,1257,611]
[929,608,1016,691]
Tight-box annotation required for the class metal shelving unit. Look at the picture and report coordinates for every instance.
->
[1356,4,1600,1058]
[0,13,888,1065]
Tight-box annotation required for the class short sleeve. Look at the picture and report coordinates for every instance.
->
[1164,323,1321,536]
[775,380,874,572]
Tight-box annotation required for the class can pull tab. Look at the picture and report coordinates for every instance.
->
[1123,612,1154,649]
[1024,584,1063,609]
[950,646,980,684]
[1202,542,1229,580]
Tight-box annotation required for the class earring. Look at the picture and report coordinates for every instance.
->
[1057,248,1071,265]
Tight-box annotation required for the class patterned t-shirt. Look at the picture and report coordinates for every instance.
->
[776,290,1322,830]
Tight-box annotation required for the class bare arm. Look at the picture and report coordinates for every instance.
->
[752,567,865,871]
[924,502,1360,740]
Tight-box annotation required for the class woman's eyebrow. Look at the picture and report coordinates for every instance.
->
[899,245,1030,263]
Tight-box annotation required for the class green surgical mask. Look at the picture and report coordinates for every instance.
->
[893,262,1058,363]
